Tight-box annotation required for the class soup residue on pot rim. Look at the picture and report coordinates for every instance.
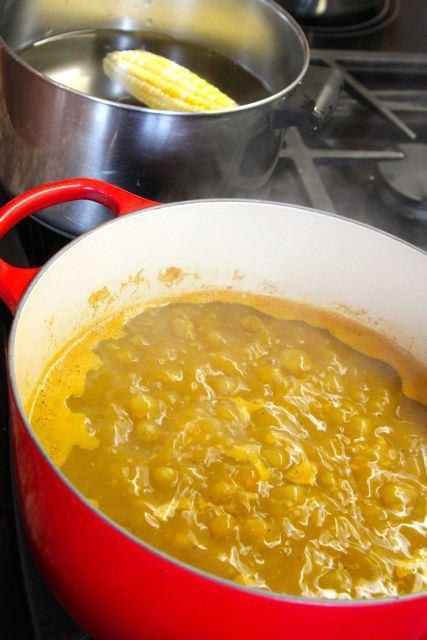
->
[27,291,427,600]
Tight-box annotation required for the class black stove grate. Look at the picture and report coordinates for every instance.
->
[311,49,424,139]
[279,125,404,212]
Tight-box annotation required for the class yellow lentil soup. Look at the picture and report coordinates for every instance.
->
[29,296,427,600]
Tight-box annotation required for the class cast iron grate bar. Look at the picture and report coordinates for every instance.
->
[333,62,416,140]
[310,149,405,162]
[279,127,404,212]
[335,91,427,117]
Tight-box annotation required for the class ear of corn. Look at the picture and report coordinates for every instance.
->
[103,50,238,112]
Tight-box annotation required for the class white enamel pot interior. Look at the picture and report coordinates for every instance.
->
[11,199,427,413]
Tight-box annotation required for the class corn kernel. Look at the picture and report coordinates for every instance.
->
[210,481,233,502]
[244,516,268,540]
[209,513,235,539]
[130,392,156,418]
[135,420,160,442]
[257,366,284,385]
[280,348,313,376]
[152,466,178,489]
[212,376,239,397]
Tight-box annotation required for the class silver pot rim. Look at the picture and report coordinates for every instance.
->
[8,197,427,609]
[0,0,310,116]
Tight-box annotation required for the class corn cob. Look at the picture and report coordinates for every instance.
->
[103,50,237,112]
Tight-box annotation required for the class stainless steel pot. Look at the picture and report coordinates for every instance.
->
[280,0,384,23]
[0,0,311,237]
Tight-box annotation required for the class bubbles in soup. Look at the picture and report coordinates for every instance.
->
[29,300,427,599]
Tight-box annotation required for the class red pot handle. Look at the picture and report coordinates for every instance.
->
[0,178,158,313]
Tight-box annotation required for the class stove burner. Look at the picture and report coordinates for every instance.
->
[299,0,399,38]
[377,144,427,221]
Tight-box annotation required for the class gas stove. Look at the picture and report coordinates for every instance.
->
[1,0,427,637]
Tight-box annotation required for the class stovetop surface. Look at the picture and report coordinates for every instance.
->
[1,0,427,637]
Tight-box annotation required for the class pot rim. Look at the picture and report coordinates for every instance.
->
[0,0,310,117]
[9,198,427,608]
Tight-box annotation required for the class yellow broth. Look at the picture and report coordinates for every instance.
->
[29,298,427,599]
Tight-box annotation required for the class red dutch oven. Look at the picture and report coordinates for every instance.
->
[1,178,427,639]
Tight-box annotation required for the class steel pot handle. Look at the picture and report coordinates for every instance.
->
[272,66,343,131]
[0,178,159,313]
